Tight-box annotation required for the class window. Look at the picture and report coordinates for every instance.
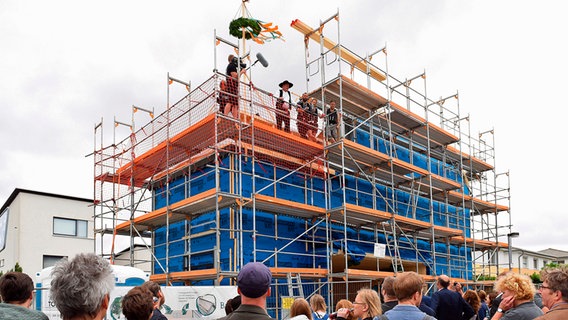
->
[43,255,66,268]
[533,258,538,269]
[522,256,528,268]
[0,208,8,252]
[53,217,88,238]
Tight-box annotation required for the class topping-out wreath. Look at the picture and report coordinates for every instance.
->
[229,17,262,39]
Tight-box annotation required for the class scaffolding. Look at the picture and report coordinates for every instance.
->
[93,10,511,318]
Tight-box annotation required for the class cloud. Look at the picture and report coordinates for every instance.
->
[1,0,567,254]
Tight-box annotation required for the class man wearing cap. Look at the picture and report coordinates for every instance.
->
[275,80,293,133]
[218,262,274,320]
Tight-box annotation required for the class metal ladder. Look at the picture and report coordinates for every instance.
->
[287,273,304,298]
[382,220,404,273]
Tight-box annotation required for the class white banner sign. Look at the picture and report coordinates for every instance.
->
[41,285,238,320]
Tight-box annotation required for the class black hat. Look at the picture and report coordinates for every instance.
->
[279,80,293,88]
[237,262,272,298]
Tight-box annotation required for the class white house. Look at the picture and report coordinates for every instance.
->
[496,247,567,275]
[113,243,153,273]
[0,188,93,276]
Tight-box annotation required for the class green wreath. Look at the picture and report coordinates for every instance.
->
[229,17,262,39]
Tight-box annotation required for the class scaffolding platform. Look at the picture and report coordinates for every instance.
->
[94,10,512,315]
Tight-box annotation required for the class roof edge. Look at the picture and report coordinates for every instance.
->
[1,188,92,213]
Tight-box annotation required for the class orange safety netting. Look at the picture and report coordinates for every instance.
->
[108,74,329,189]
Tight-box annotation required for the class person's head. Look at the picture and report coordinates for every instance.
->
[381,276,396,300]
[0,272,34,307]
[421,283,429,295]
[50,253,115,320]
[335,299,355,320]
[453,282,463,292]
[352,288,381,319]
[279,80,293,91]
[335,298,353,311]
[494,271,510,288]
[227,295,241,314]
[329,101,336,110]
[393,272,423,306]
[487,291,498,305]
[140,281,165,308]
[463,289,481,313]
[539,269,568,308]
[309,293,327,313]
[477,289,487,303]
[232,294,242,308]
[302,92,309,101]
[237,262,272,305]
[290,298,312,320]
[225,298,234,315]
[437,275,451,289]
[495,273,536,305]
[228,54,235,63]
[122,286,154,320]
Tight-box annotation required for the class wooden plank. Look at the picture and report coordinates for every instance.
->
[270,268,328,278]
[450,236,508,250]
[388,100,459,146]
[446,145,494,173]
[115,189,219,232]
[116,113,216,177]
[446,190,509,214]
[395,215,431,230]
[291,19,386,82]
[347,269,395,279]
[433,225,463,237]
[253,194,326,219]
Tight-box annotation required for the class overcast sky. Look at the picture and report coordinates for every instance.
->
[1,0,566,253]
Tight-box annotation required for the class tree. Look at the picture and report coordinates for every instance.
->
[0,262,24,277]
[530,272,541,284]
[543,262,559,269]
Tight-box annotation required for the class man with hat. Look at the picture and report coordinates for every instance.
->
[218,262,274,320]
[275,80,293,133]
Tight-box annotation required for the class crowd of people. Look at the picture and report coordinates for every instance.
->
[0,253,566,320]
[219,54,341,144]
[222,265,567,320]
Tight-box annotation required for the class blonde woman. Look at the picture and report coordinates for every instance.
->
[337,288,382,320]
[310,294,329,320]
[492,273,543,320]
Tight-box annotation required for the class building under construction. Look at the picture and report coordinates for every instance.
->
[93,11,511,318]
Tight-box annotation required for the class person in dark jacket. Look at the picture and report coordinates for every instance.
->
[381,276,398,313]
[217,262,274,320]
[431,275,475,320]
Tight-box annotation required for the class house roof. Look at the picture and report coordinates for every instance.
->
[511,247,558,259]
[537,248,568,258]
[0,188,92,214]
[114,243,150,256]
